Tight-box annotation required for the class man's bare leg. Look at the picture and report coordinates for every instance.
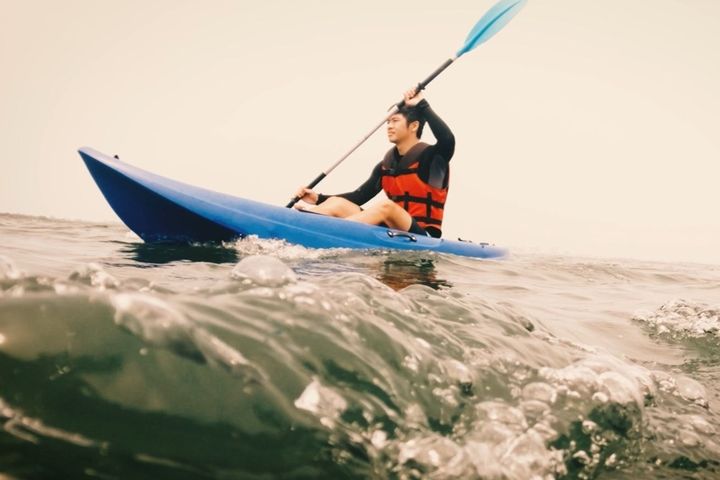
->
[304,196,361,218]
[345,199,413,230]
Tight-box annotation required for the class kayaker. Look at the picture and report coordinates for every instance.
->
[294,88,454,238]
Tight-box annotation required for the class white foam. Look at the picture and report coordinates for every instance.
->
[539,355,648,408]
[294,378,347,427]
[231,236,348,261]
[0,255,23,281]
[398,435,472,478]
[634,299,720,338]
[69,263,119,290]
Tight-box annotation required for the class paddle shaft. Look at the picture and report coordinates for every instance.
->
[285,56,457,208]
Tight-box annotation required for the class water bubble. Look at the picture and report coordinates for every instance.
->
[402,354,420,372]
[522,382,557,404]
[370,429,387,449]
[398,435,470,477]
[444,359,473,388]
[475,401,528,432]
[404,403,428,430]
[675,375,708,408]
[598,371,642,406]
[682,414,715,435]
[520,400,551,423]
[501,429,554,478]
[679,429,701,447]
[230,255,297,287]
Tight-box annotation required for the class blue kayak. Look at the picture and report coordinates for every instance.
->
[78,147,507,259]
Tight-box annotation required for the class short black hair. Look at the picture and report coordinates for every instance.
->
[397,105,426,138]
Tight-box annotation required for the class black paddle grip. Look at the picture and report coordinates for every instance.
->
[417,58,454,92]
[285,172,327,208]
[392,57,455,111]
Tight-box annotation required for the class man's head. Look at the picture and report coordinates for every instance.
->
[387,105,425,144]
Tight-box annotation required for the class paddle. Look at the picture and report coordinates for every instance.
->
[286,0,527,208]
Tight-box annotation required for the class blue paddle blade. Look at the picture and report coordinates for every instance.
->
[456,0,527,57]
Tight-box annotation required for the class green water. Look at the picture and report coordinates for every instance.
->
[1,213,719,479]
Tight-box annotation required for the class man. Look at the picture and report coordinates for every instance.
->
[294,88,454,238]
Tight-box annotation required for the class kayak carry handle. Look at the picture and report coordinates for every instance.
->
[387,230,417,242]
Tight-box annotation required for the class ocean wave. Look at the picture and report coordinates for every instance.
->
[1,214,720,478]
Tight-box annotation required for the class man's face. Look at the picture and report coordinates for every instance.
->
[387,114,417,144]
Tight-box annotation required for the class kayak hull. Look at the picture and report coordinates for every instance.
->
[82,156,237,242]
[79,147,507,259]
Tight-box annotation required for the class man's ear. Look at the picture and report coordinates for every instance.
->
[410,120,419,134]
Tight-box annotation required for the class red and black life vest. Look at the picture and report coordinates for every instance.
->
[380,142,448,238]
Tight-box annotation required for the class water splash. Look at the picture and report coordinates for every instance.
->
[231,235,349,260]
[635,299,720,339]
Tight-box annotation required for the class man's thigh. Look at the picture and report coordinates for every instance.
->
[314,196,362,217]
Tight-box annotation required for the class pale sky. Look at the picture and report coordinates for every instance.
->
[2,0,719,264]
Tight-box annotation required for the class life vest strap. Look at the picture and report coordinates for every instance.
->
[380,167,420,177]
[387,193,445,210]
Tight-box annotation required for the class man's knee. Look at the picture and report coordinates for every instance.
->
[323,196,359,217]
[378,199,398,215]
[322,196,342,208]
[377,199,412,229]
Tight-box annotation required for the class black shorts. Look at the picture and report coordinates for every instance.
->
[408,218,430,237]
[378,218,430,237]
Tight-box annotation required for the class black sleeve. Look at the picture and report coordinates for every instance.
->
[417,99,455,162]
[317,162,383,206]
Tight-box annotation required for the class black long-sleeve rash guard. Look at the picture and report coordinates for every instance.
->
[317,99,455,206]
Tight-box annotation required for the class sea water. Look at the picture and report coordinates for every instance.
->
[0,213,719,479]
